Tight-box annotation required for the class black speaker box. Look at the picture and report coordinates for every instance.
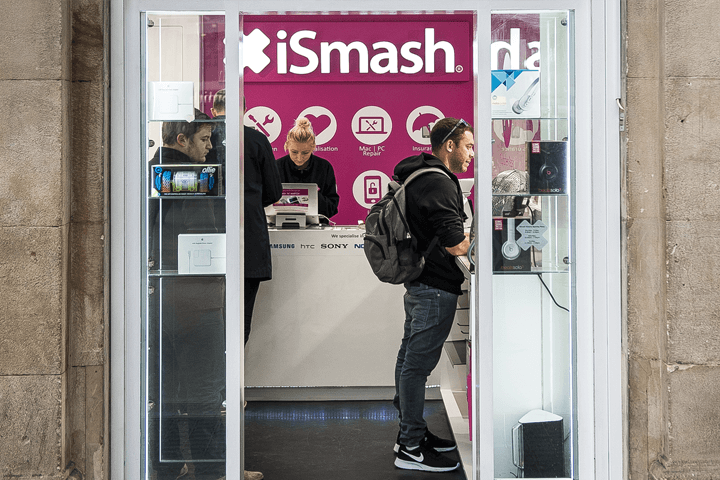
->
[527,141,568,194]
[514,409,565,478]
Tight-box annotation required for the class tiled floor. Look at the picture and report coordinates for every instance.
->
[244,400,467,480]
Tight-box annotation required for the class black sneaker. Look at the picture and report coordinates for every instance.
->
[394,444,460,472]
[422,429,457,452]
[394,429,457,453]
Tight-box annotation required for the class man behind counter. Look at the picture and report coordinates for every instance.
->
[276,117,340,219]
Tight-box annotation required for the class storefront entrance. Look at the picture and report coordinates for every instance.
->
[111,2,622,479]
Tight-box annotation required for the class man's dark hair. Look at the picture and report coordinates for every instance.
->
[162,108,213,146]
[213,89,226,112]
[430,117,474,153]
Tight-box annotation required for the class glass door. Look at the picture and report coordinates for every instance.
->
[141,11,230,479]
[115,2,620,479]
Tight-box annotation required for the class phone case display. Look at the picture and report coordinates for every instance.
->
[151,164,223,196]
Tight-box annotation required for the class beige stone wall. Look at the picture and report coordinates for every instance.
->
[626,0,720,478]
[0,0,108,478]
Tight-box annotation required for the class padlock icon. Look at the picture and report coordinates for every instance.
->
[364,176,382,204]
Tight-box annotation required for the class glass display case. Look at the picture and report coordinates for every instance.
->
[142,13,228,480]
[489,10,576,479]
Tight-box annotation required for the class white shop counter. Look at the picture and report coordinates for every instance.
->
[244,226,443,400]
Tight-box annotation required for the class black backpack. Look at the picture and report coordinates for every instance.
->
[363,168,449,284]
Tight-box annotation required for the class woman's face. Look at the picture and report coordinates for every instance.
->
[287,140,314,169]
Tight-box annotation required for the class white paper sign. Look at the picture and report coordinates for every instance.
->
[516,220,548,250]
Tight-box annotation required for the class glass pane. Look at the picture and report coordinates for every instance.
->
[143,12,227,480]
[490,11,575,479]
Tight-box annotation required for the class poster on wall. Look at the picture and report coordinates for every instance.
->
[201,14,474,226]
[491,119,540,178]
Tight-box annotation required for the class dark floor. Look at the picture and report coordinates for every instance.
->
[244,400,467,480]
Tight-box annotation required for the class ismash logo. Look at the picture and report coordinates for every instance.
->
[243,28,458,75]
[244,28,272,73]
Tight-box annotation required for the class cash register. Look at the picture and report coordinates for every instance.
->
[265,183,321,228]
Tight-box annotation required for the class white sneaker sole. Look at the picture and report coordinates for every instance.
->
[394,457,460,472]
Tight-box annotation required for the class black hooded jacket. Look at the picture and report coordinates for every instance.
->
[244,126,283,279]
[393,153,467,295]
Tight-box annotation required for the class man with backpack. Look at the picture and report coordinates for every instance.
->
[391,117,474,472]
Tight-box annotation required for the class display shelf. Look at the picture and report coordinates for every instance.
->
[148,195,226,199]
[147,270,225,277]
[490,116,569,121]
[493,269,569,275]
[492,192,569,197]
[146,119,224,124]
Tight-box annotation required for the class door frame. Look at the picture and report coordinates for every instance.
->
[110,1,623,479]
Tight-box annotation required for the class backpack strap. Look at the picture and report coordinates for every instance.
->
[402,167,450,186]
[423,235,441,259]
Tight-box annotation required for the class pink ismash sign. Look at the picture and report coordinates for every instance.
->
[201,14,474,225]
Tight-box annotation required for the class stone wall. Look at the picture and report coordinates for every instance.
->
[0,0,109,478]
[626,0,720,478]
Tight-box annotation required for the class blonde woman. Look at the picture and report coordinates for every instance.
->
[276,117,340,219]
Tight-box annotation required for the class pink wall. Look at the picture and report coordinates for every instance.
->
[200,13,541,225]
[203,14,474,225]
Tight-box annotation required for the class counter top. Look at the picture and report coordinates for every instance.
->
[268,224,366,232]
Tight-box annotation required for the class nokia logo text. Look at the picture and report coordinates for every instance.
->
[244,28,457,75]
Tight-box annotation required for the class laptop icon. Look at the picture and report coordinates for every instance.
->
[357,116,386,134]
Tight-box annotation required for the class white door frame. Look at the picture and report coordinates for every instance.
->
[111,2,622,479]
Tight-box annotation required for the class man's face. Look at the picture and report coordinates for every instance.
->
[179,125,213,163]
[448,130,475,173]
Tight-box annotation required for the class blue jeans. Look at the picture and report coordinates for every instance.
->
[393,281,459,447]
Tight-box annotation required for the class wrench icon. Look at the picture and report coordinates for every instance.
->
[248,113,275,137]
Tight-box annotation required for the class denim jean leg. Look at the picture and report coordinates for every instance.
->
[394,282,458,447]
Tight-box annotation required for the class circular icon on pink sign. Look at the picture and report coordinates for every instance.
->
[244,106,282,143]
[353,170,391,209]
[406,106,444,145]
[297,106,337,146]
[352,106,392,146]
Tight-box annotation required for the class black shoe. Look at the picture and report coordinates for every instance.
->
[422,429,457,452]
[394,444,460,472]
[394,429,457,453]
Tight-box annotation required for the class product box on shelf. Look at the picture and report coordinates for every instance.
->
[492,214,548,273]
[491,70,541,119]
[493,217,532,273]
[527,141,568,194]
[150,164,223,197]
